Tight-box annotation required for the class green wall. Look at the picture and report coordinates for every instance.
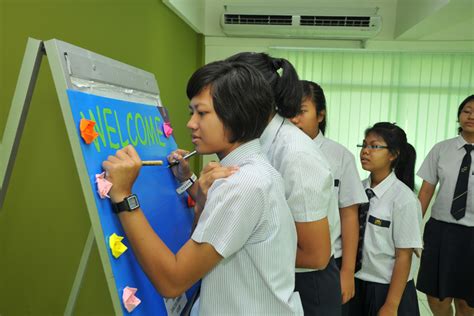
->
[0,0,203,314]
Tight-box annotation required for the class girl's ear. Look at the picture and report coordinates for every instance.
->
[389,150,399,162]
[317,110,326,123]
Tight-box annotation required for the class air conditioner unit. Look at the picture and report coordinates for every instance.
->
[220,9,382,40]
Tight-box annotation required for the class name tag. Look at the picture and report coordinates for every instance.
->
[368,215,390,228]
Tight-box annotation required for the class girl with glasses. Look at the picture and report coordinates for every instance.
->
[351,122,422,316]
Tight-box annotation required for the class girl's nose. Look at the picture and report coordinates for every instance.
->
[187,114,197,130]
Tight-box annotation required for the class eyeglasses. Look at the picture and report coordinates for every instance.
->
[357,144,389,150]
[461,109,474,117]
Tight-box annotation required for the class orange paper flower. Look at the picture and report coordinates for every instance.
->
[79,118,99,144]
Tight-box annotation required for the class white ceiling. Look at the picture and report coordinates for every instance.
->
[164,0,474,41]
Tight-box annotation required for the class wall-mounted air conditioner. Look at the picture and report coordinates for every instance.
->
[220,8,382,40]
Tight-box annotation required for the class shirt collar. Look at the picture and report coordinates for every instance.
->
[259,114,285,154]
[365,172,397,199]
[313,131,325,148]
[220,139,261,167]
[456,134,474,149]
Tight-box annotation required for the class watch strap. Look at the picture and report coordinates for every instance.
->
[112,194,139,213]
[176,173,197,195]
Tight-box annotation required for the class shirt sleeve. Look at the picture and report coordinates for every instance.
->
[191,175,265,258]
[279,150,332,222]
[338,150,368,208]
[392,197,423,250]
[417,144,440,186]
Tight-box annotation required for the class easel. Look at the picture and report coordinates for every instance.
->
[0,38,194,315]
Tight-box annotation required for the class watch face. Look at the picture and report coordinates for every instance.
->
[127,195,140,210]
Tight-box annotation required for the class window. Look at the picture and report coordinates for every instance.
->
[270,48,474,188]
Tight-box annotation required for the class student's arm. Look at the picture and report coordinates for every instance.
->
[168,150,237,207]
[418,180,436,217]
[417,144,440,217]
[104,145,223,297]
[295,217,331,269]
[118,208,222,297]
[167,149,198,200]
[339,204,359,303]
[187,184,198,203]
[280,151,332,269]
[378,248,413,316]
[381,195,423,315]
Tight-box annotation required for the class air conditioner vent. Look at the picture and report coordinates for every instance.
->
[224,14,292,26]
[220,10,382,40]
[300,16,371,27]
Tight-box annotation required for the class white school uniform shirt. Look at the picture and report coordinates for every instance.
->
[355,172,423,284]
[192,139,303,316]
[417,135,474,227]
[259,114,340,272]
[313,132,368,258]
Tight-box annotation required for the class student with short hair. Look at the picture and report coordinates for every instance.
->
[351,122,422,316]
[102,60,303,315]
[226,52,339,315]
[290,80,368,315]
[416,95,474,316]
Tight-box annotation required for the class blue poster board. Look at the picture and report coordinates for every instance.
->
[67,89,198,315]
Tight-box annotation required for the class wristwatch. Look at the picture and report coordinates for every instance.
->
[112,194,140,213]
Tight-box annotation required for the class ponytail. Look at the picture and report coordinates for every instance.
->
[274,59,302,118]
[226,52,302,118]
[395,142,416,191]
[365,122,416,191]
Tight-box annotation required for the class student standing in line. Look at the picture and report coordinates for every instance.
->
[226,52,340,315]
[416,95,474,316]
[102,61,303,315]
[351,122,422,316]
[290,80,368,315]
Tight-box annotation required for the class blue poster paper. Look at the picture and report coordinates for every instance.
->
[67,90,198,315]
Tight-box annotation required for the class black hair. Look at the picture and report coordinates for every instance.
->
[225,52,302,118]
[364,122,416,191]
[457,94,474,134]
[301,80,327,134]
[186,60,274,143]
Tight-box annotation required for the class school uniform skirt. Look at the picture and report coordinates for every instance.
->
[417,218,474,307]
[294,256,341,316]
[349,278,419,316]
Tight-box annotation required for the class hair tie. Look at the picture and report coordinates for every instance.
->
[272,58,282,71]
